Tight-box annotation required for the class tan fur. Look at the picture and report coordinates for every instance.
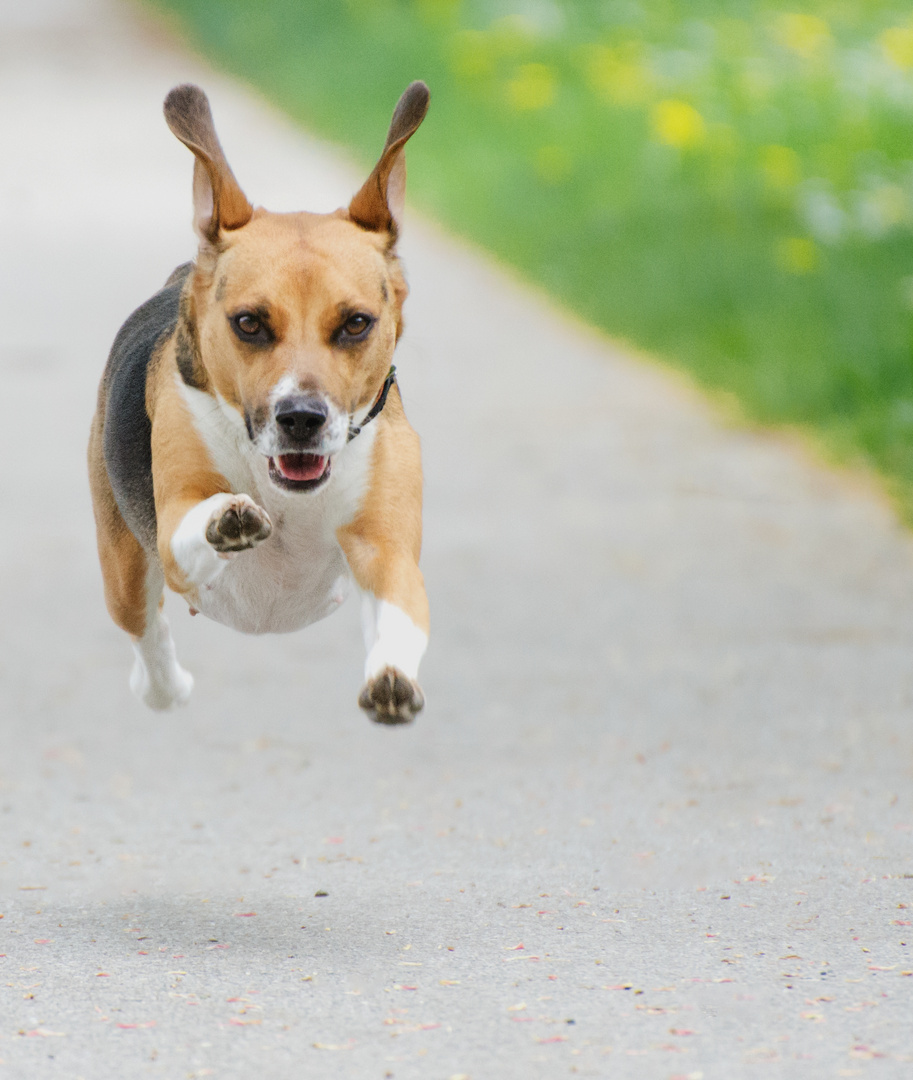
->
[149,208,415,611]
[147,339,232,602]
[337,386,429,632]
[188,211,404,425]
[90,82,430,717]
[164,84,253,239]
[88,411,149,638]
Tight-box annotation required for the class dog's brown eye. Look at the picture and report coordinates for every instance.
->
[345,315,369,335]
[230,311,271,346]
[227,311,271,343]
[338,313,374,345]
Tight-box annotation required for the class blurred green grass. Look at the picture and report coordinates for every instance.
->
[149,0,913,516]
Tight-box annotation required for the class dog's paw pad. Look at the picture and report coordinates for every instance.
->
[359,667,424,725]
[205,495,271,553]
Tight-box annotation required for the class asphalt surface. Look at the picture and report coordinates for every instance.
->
[1,1,912,1077]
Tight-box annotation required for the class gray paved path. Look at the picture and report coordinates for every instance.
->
[1,1,913,1077]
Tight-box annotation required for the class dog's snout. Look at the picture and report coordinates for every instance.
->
[275,396,328,441]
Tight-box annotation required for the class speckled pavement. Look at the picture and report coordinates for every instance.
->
[1,1,912,1077]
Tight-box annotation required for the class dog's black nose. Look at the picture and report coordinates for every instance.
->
[275,396,328,441]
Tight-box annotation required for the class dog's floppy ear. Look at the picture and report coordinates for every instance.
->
[163,84,253,243]
[349,81,429,237]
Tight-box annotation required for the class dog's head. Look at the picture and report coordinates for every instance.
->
[164,82,429,492]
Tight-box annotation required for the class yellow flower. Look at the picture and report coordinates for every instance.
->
[776,237,818,275]
[651,99,706,149]
[507,63,556,111]
[761,145,801,191]
[880,26,913,70]
[583,43,653,105]
[773,13,832,60]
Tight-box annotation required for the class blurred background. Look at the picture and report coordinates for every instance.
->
[148,0,913,518]
[1,4,912,1071]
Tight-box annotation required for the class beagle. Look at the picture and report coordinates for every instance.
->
[88,82,430,724]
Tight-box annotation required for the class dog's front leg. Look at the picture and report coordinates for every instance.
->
[356,568,428,723]
[162,491,272,595]
[151,376,271,604]
[347,557,428,725]
[337,407,428,724]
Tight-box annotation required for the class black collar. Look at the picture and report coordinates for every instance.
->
[348,366,397,442]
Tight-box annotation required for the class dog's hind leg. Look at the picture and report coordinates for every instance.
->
[128,562,194,710]
[89,421,193,710]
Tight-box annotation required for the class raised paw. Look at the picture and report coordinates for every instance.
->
[205,495,271,554]
[358,667,425,725]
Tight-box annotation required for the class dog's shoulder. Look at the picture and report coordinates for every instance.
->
[105,263,192,378]
[100,263,193,550]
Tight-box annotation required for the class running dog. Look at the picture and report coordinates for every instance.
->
[88,82,430,724]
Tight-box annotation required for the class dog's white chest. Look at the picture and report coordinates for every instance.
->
[179,384,374,635]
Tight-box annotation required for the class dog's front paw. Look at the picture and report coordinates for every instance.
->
[205,494,271,554]
[359,667,424,725]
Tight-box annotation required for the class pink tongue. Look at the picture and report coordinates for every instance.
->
[276,453,327,482]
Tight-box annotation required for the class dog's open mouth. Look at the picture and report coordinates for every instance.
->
[268,453,331,491]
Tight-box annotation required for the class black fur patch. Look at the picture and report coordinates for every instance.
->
[164,262,193,288]
[175,322,204,390]
[101,263,193,552]
[176,324,208,395]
